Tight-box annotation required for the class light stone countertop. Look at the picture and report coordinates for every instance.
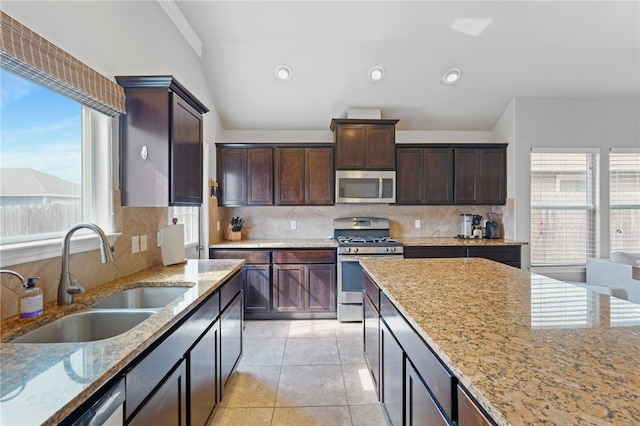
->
[360,257,640,426]
[0,259,244,426]
[210,238,337,249]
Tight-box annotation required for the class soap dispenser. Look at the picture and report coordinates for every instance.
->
[19,277,43,319]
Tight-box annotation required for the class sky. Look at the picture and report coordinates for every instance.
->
[0,68,82,184]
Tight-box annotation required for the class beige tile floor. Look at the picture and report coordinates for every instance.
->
[208,319,387,426]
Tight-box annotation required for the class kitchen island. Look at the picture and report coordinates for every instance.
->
[0,259,244,425]
[360,257,640,425]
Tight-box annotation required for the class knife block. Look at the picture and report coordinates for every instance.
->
[225,225,241,241]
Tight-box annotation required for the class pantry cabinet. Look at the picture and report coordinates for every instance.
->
[331,119,398,170]
[116,76,208,207]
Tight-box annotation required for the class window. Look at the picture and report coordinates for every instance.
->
[1,69,84,243]
[531,150,599,265]
[169,206,199,246]
[610,150,640,253]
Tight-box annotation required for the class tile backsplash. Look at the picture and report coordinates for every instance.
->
[0,191,167,320]
[218,199,514,241]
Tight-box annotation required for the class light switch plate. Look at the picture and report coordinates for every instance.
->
[131,236,139,254]
[157,231,162,247]
[140,235,147,252]
[290,220,297,230]
[415,219,421,228]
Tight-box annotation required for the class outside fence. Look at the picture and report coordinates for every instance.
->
[0,203,82,237]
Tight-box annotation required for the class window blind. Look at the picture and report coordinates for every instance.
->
[0,11,125,117]
[531,150,599,265]
[610,151,640,253]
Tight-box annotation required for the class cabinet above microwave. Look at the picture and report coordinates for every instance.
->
[330,119,399,170]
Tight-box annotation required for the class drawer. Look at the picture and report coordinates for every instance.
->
[210,249,271,264]
[380,293,455,421]
[272,249,336,264]
[220,270,243,310]
[363,272,379,311]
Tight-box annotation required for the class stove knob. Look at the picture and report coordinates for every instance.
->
[344,247,351,254]
[353,247,359,254]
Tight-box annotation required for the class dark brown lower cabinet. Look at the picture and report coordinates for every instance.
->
[273,263,336,313]
[363,289,380,397]
[457,385,492,426]
[273,265,305,312]
[406,360,448,426]
[381,319,404,425]
[243,264,271,313]
[404,245,521,269]
[128,360,187,426]
[220,292,243,398]
[189,322,218,426]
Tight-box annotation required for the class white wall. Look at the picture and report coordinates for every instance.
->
[509,97,640,275]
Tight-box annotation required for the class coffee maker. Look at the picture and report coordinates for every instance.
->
[485,213,501,239]
[472,215,483,238]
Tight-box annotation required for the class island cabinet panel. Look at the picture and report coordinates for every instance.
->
[363,273,381,398]
[331,119,398,170]
[220,291,243,398]
[381,293,455,422]
[457,385,493,426]
[128,360,187,426]
[396,147,453,205]
[117,76,207,207]
[406,359,449,426]
[380,319,404,426]
[275,147,334,205]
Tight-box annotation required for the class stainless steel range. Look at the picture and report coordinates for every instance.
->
[334,217,403,322]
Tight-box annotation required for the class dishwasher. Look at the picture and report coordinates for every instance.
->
[70,378,125,426]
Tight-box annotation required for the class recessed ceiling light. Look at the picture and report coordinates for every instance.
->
[368,65,385,82]
[275,64,292,81]
[443,68,462,84]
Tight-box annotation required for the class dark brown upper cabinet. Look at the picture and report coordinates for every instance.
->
[396,147,453,205]
[217,146,273,206]
[117,76,208,207]
[396,144,506,206]
[330,119,398,170]
[274,146,334,205]
[454,147,506,205]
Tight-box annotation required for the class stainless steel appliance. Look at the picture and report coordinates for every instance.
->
[335,170,396,204]
[334,217,403,322]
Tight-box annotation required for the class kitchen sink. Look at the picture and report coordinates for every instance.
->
[91,286,191,309]
[10,309,156,344]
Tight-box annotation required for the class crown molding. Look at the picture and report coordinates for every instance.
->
[157,0,202,58]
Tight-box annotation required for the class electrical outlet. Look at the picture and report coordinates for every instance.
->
[140,234,147,252]
[157,231,162,247]
[415,219,421,229]
[131,236,139,254]
[290,220,297,230]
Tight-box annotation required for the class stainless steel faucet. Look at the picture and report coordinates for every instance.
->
[0,269,27,286]
[59,223,115,305]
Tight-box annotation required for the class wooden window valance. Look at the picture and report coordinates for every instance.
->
[0,11,125,116]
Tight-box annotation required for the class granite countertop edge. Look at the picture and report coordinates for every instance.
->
[0,259,244,425]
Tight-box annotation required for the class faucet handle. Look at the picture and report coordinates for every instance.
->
[67,278,87,294]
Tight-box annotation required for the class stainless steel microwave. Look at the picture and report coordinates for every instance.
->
[335,170,396,204]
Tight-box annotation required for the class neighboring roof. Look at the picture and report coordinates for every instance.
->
[0,168,81,197]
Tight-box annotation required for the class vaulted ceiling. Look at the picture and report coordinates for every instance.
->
[172,1,640,131]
